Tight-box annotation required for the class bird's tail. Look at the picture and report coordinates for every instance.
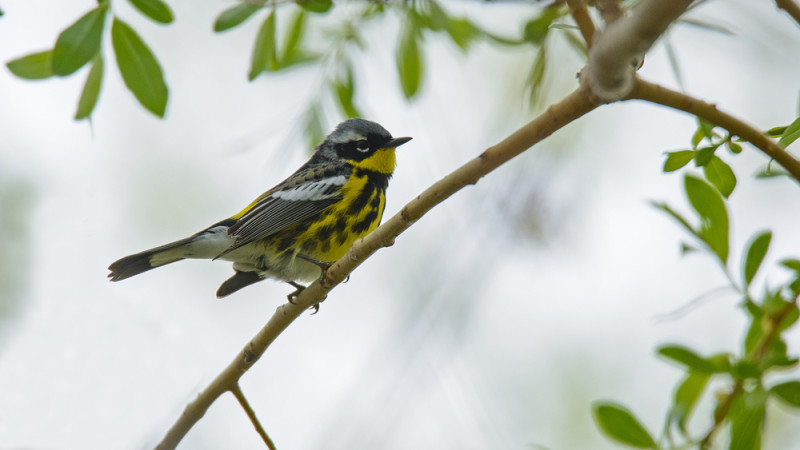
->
[107,237,196,281]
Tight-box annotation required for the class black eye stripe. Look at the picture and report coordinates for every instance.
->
[355,140,369,152]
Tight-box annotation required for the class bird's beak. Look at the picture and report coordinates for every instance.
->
[382,136,412,149]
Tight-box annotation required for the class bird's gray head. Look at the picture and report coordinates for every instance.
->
[313,119,412,168]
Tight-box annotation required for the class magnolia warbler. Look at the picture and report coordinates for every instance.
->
[108,118,411,298]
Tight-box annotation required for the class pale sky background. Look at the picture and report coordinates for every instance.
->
[1,1,800,449]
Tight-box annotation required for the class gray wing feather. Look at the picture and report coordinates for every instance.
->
[219,172,347,256]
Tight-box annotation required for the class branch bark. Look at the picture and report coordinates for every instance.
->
[566,0,597,46]
[154,82,600,450]
[630,78,800,183]
[585,0,693,101]
[775,0,800,27]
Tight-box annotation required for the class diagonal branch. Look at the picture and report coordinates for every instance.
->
[154,80,600,450]
[629,78,800,183]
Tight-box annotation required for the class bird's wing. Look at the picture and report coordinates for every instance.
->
[217,166,349,257]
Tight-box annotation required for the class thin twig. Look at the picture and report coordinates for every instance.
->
[629,79,800,184]
[565,0,596,46]
[775,0,800,27]
[231,383,276,450]
[153,81,600,450]
[700,381,743,449]
[753,293,800,360]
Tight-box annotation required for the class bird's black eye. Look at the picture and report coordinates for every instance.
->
[355,140,369,152]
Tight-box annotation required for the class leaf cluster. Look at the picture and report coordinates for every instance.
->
[7,0,172,119]
[594,120,800,449]
[6,0,587,131]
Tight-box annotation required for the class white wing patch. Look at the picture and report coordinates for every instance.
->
[271,175,347,201]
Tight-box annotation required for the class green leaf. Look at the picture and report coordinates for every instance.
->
[727,141,743,154]
[684,174,729,265]
[680,242,699,255]
[396,16,423,99]
[765,126,787,138]
[657,345,717,372]
[422,0,449,31]
[75,53,104,120]
[693,145,716,166]
[333,64,360,118]
[742,231,771,288]
[593,402,657,449]
[778,116,800,148]
[248,9,277,80]
[214,3,261,32]
[651,201,696,238]
[523,7,560,45]
[778,304,799,332]
[446,18,480,52]
[780,258,800,273]
[128,0,174,24]
[703,156,736,198]
[729,387,767,450]
[771,381,800,407]
[52,6,108,76]
[526,47,547,107]
[6,50,55,79]
[295,0,332,14]
[696,117,717,140]
[663,150,696,172]
[304,102,325,151]
[111,18,168,117]
[755,165,791,178]
[691,128,705,148]
[732,359,762,379]
[672,372,710,435]
[283,8,307,59]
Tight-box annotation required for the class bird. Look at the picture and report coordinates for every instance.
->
[108,118,411,300]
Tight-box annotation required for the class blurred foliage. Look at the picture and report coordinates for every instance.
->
[5,0,585,144]
[592,119,800,449]
[0,177,35,333]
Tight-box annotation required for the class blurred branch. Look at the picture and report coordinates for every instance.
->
[585,0,692,101]
[566,0,596,45]
[630,79,800,183]
[595,0,623,24]
[775,0,800,27]
[154,81,600,450]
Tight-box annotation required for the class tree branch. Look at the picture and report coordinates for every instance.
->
[775,0,800,27]
[231,383,276,450]
[585,0,693,101]
[154,81,600,450]
[629,78,800,183]
[566,0,597,46]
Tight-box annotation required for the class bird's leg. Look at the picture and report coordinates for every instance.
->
[286,281,319,314]
[286,281,306,304]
